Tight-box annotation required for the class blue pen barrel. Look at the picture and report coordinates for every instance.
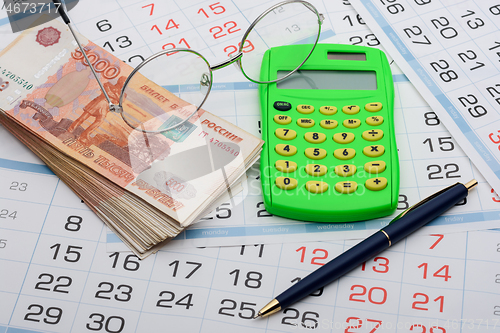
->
[276,182,468,308]
[384,183,467,244]
[277,231,390,307]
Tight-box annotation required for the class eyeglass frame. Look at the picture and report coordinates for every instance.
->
[53,0,324,133]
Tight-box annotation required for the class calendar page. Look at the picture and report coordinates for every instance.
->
[1,206,500,332]
[0,0,498,253]
[349,0,500,193]
[2,0,500,332]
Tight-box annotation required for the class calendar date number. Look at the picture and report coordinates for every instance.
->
[87,313,125,332]
[282,308,320,329]
[24,304,62,325]
[156,291,194,309]
[218,299,256,319]
[0,209,17,220]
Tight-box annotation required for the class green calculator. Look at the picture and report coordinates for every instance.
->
[259,44,399,222]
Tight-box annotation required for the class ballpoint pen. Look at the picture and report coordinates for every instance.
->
[255,179,478,318]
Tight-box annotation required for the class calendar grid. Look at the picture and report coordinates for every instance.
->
[2,0,500,331]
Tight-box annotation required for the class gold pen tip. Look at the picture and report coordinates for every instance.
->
[253,314,261,319]
[464,179,478,191]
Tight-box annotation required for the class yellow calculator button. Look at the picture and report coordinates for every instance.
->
[333,132,355,144]
[366,116,384,126]
[342,105,360,115]
[297,118,315,128]
[305,164,328,177]
[275,177,298,190]
[335,181,357,194]
[364,161,386,173]
[334,164,357,177]
[275,128,297,140]
[297,104,315,114]
[274,115,292,125]
[305,148,327,160]
[276,144,297,156]
[362,129,384,141]
[365,102,383,112]
[334,148,356,160]
[343,119,361,129]
[319,106,337,115]
[306,181,329,194]
[304,132,326,144]
[320,119,338,129]
[276,160,297,173]
[365,177,388,191]
[363,145,385,157]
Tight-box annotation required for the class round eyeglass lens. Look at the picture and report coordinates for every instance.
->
[239,1,321,83]
[120,49,212,133]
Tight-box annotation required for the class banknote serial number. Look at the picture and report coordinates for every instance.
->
[2,2,61,14]
[1,68,33,90]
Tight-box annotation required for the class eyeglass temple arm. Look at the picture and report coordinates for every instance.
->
[210,52,243,71]
[52,0,114,108]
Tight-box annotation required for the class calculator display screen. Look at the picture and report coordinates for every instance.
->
[277,70,377,90]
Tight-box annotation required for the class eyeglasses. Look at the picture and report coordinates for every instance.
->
[54,0,324,133]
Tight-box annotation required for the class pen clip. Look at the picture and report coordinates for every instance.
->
[390,182,458,224]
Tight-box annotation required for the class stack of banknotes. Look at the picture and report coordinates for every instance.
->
[0,21,263,258]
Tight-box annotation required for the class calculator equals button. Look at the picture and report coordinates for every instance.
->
[335,181,358,194]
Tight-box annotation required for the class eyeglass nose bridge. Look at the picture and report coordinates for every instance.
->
[210,52,243,71]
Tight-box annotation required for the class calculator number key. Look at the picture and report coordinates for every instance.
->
[366,116,384,126]
[275,128,297,140]
[276,177,298,190]
[333,132,355,144]
[276,160,297,173]
[276,144,297,156]
[363,145,385,157]
[335,181,358,194]
[305,164,327,177]
[305,148,327,160]
[335,164,357,177]
[365,177,388,191]
[334,148,356,160]
[306,181,329,194]
[362,129,384,141]
[365,102,383,112]
[364,161,386,173]
[297,104,315,114]
[274,115,292,125]
[304,132,326,143]
[342,105,360,115]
